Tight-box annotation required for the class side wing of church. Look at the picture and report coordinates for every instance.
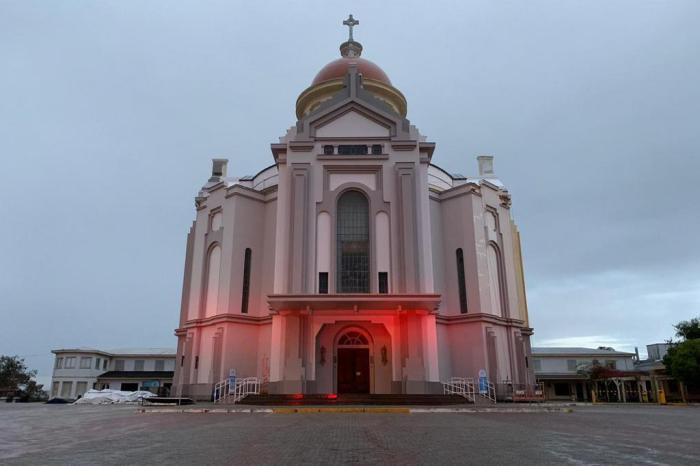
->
[173,28,534,399]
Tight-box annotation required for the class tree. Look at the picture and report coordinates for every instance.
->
[0,355,45,401]
[674,317,700,341]
[663,317,700,387]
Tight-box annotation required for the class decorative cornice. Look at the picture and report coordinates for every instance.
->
[435,312,527,328]
[268,293,441,312]
[177,313,272,333]
[435,182,481,202]
[499,192,512,209]
[390,140,417,151]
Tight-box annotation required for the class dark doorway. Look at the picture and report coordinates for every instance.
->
[337,348,370,394]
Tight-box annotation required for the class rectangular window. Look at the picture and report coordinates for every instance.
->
[76,382,88,397]
[103,359,108,370]
[606,360,617,369]
[337,144,368,155]
[241,248,251,314]
[114,360,125,371]
[95,358,101,369]
[195,356,199,370]
[318,272,329,294]
[532,359,542,371]
[80,357,92,369]
[52,381,60,397]
[64,357,76,369]
[120,382,138,392]
[155,360,165,371]
[55,357,63,369]
[61,381,73,398]
[456,249,468,314]
[378,272,388,294]
[181,356,185,367]
[134,360,144,371]
[567,359,577,371]
[323,145,334,155]
[371,144,383,155]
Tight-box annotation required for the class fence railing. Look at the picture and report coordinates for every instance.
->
[213,376,260,404]
[442,377,475,402]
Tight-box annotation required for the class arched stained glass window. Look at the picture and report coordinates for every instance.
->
[338,331,369,346]
[337,191,370,293]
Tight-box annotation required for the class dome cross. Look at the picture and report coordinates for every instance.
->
[343,14,359,42]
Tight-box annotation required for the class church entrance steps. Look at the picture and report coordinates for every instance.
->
[136,405,572,414]
[238,394,471,406]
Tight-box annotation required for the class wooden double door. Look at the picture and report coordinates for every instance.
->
[337,348,370,394]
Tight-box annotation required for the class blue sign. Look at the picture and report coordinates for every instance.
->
[478,369,488,394]
[141,380,160,388]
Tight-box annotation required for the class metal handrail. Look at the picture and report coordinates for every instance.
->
[214,376,260,404]
[442,377,475,402]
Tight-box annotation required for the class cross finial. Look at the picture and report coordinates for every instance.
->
[343,14,359,42]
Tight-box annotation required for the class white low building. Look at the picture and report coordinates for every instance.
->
[50,348,176,399]
[532,347,636,401]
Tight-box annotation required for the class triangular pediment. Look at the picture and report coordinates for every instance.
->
[315,109,391,138]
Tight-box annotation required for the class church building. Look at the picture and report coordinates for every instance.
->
[174,17,534,399]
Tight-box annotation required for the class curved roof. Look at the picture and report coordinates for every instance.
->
[312,57,391,86]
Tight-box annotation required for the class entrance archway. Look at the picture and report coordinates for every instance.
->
[336,330,370,394]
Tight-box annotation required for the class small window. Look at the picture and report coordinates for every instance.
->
[95,358,101,369]
[532,359,542,371]
[76,382,88,397]
[378,272,388,294]
[134,360,145,371]
[319,272,329,294]
[103,359,108,370]
[567,360,577,371]
[55,357,63,369]
[114,360,125,371]
[371,144,382,155]
[337,144,368,155]
[323,145,334,155]
[79,357,92,369]
[606,360,617,369]
[52,381,60,397]
[60,381,73,398]
[64,357,76,369]
[195,356,199,370]
[456,248,468,314]
[241,248,252,314]
[180,356,185,367]
[155,360,165,371]
[120,382,138,392]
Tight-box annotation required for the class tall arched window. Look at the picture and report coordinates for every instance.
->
[337,190,370,293]
[204,244,221,318]
[456,248,468,314]
[487,243,503,316]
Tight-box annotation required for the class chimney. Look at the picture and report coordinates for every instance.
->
[477,155,494,177]
[210,158,228,182]
[634,346,640,362]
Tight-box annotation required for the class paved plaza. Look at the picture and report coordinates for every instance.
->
[1,403,699,465]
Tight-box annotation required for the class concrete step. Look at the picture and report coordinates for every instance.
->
[239,394,471,406]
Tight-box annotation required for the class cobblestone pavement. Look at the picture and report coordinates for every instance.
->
[1,403,699,465]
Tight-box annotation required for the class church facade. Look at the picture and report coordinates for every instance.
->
[174,22,534,399]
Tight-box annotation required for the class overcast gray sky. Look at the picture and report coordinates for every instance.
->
[1,0,699,386]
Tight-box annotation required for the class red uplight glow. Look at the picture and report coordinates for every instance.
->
[290,393,304,400]
[326,394,338,400]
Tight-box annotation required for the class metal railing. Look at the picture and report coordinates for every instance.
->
[213,377,260,404]
[442,377,475,402]
[482,381,496,404]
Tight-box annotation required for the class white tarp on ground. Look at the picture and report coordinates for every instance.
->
[73,389,156,405]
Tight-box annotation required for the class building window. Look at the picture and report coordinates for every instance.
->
[567,360,577,371]
[52,382,59,397]
[155,360,165,371]
[323,145,334,155]
[337,144,368,155]
[103,359,107,370]
[319,272,329,294]
[120,383,138,392]
[76,382,88,397]
[487,243,504,315]
[134,360,145,371]
[114,360,125,371]
[371,144,382,155]
[195,356,199,370]
[180,356,185,367]
[204,244,222,318]
[378,272,388,294]
[532,359,542,371]
[606,360,617,369]
[60,382,73,398]
[64,357,76,369]
[337,190,370,293]
[241,248,251,314]
[338,331,369,346]
[55,357,63,369]
[95,358,101,369]
[80,357,92,369]
[456,248,468,313]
